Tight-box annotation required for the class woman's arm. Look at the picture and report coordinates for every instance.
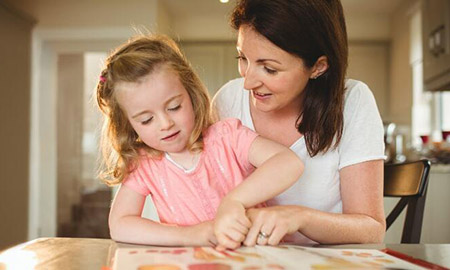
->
[244,159,386,246]
[215,136,304,249]
[109,185,217,246]
[304,159,386,243]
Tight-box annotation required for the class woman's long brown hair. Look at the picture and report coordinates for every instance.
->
[231,0,348,157]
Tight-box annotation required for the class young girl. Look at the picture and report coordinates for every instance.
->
[96,34,304,250]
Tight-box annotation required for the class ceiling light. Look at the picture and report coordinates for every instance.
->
[220,0,229,3]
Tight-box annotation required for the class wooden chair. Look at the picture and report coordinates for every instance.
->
[384,159,431,243]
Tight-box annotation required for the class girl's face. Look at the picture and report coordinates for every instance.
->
[237,25,314,114]
[115,66,196,156]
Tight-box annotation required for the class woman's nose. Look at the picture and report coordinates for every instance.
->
[243,66,261,90]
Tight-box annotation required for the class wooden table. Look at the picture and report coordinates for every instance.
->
[0,238,449,269]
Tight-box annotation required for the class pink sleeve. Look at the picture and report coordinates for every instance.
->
[218,118,259,170]
[122,163,151,196]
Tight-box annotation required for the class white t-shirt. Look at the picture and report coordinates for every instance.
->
[213,78,385,244]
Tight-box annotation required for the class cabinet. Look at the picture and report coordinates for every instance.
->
[422,0,450,91]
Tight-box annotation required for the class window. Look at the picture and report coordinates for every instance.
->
[441,92,450,133]
[409,7,449,147]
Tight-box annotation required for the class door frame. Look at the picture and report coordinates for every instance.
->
[28,27,133,239]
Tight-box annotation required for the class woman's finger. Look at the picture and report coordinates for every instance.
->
[256,222,274,246]
[243,208,267,246]
[243,221,262,246]
[267,226,287,246]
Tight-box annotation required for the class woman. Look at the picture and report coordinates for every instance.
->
[213,0,386,245]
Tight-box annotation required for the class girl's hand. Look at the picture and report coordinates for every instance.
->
[187,221,217,247]
[214,198,251,250]
[244,205,304,246]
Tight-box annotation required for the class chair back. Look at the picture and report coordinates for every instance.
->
[384,159,431,243]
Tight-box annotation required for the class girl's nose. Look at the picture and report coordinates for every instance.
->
[159,114,174,130]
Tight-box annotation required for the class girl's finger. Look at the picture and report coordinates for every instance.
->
[224,227,246,243]
[216,234,241,250]
[237,215,252,228]
[233,219,250,235]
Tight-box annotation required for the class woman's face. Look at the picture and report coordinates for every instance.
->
[237,25,314,114]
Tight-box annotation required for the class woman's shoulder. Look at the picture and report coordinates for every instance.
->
[213,78,245,103]
[212,78,246,119]
[217,77,245,94]
[345,79,371,96]
[344,78,377,107]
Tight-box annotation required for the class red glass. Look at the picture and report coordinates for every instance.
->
[442,131,450,141]
[420,135,429,144]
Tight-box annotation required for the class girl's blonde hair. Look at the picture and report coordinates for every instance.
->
[96,34,213,186]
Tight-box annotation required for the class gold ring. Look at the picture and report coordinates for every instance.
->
[258,231,270,239]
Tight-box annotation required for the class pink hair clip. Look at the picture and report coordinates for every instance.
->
[99,76,106,83]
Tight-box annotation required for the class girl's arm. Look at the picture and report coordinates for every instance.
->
[244,160,386,246]
[227,136,304,206]
[109,184,216,246]
[215,136,304,249]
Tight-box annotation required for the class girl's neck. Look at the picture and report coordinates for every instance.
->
[165,151,201,171]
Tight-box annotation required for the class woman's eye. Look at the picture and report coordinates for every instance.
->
[264,66,278,75]
[141,117,153,125]
[168,105,181,111]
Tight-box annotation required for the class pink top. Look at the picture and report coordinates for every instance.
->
[123,118,259,226]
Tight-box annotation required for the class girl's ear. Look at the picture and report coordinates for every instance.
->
[310,56,329,79]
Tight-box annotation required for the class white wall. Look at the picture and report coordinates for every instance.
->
[387,0,419,125]
[347,42,390,118]
[0,2,34,250]
[8,0,158,28]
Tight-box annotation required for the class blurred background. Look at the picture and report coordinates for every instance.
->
[1,0,449,250]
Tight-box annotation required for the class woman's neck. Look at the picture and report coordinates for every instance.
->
[250,94,303,122]
[249,96,304,147]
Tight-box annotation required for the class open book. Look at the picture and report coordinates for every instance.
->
[110,245,428,270]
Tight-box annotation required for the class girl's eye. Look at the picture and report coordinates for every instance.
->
[141,117,153,125]
[168,105,181,111]
[264,66,278,75]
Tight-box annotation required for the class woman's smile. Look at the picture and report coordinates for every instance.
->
[252,90,272,100]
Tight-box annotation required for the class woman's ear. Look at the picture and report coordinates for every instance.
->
[310,56,329,79]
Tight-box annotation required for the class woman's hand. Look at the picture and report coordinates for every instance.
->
[214,198,251,250]
[244,205,304,246]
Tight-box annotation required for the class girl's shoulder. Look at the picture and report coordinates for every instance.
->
[130,149,163,171]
